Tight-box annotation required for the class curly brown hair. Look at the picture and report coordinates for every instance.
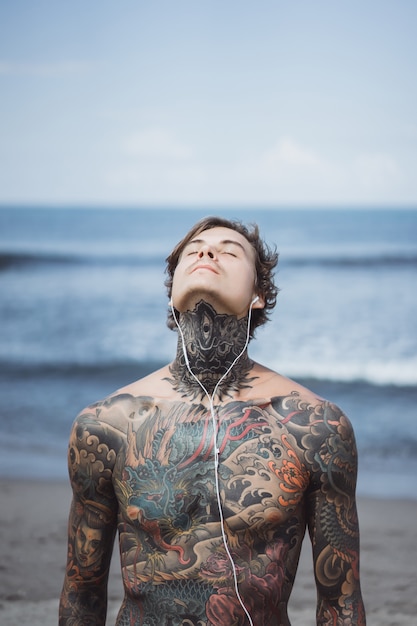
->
[165,216,279,337]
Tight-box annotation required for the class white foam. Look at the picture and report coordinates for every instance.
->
[261,356,417,387]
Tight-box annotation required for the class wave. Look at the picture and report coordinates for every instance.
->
[1,246,417,273]
[0,250,76,269]
[269,357,417,387]
[281,252,417,269]
[360,437,417,461]
[1,356,416,389]
[0,360,159,388]
[0,250,164,271]
[0,359,157,379]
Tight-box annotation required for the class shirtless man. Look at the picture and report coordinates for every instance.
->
[59,216,366,625]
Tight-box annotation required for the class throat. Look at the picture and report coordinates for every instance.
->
[168,301,255,400]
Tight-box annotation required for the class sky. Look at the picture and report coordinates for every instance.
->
[0,0,416,208]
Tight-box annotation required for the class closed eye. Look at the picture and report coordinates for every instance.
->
[221,245,240,256]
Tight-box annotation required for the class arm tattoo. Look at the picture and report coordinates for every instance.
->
[301,401,366,624]
[59,403,122,625]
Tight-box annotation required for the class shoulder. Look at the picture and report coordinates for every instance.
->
[265,374,356,447]
[254,364,349,420]
[114,363,175,400]
[252,363,323,405]
[71,364,175,439]
[259,370,358,478]
[272,392,358,496]
[72,392,135,434]
[77,364,169,417]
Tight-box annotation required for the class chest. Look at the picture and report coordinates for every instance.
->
[113,400,310,532]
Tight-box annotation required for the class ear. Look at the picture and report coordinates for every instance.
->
[251,294,265,309]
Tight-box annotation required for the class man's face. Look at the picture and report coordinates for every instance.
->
[171,227,263,318]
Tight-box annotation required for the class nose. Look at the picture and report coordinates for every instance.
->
[198,245,216,259]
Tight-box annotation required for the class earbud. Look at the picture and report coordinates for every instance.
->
[251,296,259,305]
[169,298,173,307]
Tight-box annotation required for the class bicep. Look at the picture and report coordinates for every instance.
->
[65,414,119,575]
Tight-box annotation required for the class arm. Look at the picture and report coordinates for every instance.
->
[59,409,119,626]
[306,403,366,625]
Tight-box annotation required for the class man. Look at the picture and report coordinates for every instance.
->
[59,216,366,625]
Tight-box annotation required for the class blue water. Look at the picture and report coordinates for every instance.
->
[0,206,416,499]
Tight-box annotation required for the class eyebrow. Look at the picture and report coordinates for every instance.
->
[186,238,247,253]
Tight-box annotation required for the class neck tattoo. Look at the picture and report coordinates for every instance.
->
[167,300,256,401]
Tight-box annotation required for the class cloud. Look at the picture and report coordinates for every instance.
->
[224,136,335,203]
[262,137,323,169]
[219,137,408,205]
[353,152,403,189]
[106,128,206,201]
[235,137,329,187]
[122,128,193,160]
[106,161,208,204]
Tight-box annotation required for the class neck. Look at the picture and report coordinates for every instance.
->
[168,300,255,401]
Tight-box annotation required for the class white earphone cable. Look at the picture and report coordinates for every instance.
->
[171,299,256,626]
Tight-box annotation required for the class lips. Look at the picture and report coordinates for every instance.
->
[190,263,219,274]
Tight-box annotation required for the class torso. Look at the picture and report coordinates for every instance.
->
[94,364,324,626]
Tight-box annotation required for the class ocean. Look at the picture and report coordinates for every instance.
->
[0,206,416,500]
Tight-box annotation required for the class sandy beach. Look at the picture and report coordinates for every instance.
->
[0,478,416,626]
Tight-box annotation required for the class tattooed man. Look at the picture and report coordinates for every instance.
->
[59,216,366,625]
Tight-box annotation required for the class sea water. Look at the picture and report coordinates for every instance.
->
[0,206,416,499]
